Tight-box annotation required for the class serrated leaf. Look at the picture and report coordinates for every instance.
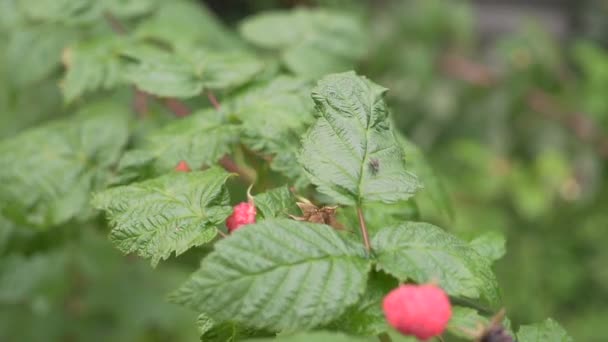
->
[121,45,263,97]
[62,36,127,103]
[239,9,366,78]
[447,306,489,338]
[92,167,233,267]
[118,109,240,177]
[253,186,299,219]
[517,319,572,342]
[245,332,370,342]
[300,71,421,205]
[325,271,397,336]
[372,222,501,306]
[171,219,370,331]
[0,102,129,228]
[197,313,269,342]
[227,76,314,186]
[470,232,506,262]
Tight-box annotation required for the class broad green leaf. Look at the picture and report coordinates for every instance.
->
[253,186,299,219]
[245,332,371,342]
[517,319,572,342]
[134,0,243,51]
[121,45,263,97]
[226,76,314,185]
[447,306,488,338]
[325,271,397,336]
[470,232,506,262]
[18,0,99,24]
[117,109,240,177]
[300,71,421,205]
[92,167,233,267]
[337,200,419,237]
[0,102,129,228]
[399,135,453,221]
[372,222,500,306]
[239,9,366,78]
[6,25,74,87]
[197,313,269,342]
[171,219,370,331]
[122,46,202,98]
[62,36,127,103]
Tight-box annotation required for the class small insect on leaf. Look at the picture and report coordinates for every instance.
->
[368,158,380,176]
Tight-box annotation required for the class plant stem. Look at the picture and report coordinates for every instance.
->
[356,205,372,254]
[162,98,191,117]
[207,90,221,111]
[219,155,256,184]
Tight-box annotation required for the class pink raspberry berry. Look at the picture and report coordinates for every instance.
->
[226,202,256,233]
[175,160,191,172]
[382,284,452,341]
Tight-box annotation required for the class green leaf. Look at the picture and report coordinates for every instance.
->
[469,232,506,262]
[447,306,489,338]
[102,0,157,18]
[118,109,240,176]
[18,0,99,24]
[134,0,243,51]
[121,45,263,97]
[245,331,370,342]
[337,200,419,237]
[325,271,397,336]
[6,25,74,87]
[62,36,127,103]
[398,136,453,221]
[517,319,572,342]
[0,101,130,228]
[197,313,269,342]
[253,186,299,220]
[226,76,315,185]
[372,222,501,306]
[92,167,233,267]
[239,9,366,78]
[171,219,370,331]
[300,71,421,205]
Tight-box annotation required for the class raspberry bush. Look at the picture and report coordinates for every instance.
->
[0,1,582,341]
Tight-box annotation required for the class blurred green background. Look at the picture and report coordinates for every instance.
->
[1,0,608,341]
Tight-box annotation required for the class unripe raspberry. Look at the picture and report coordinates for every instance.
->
[226,202,256,233]
[383,284,452,341]
[175,160,191,172]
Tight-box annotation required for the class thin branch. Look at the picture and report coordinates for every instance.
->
[133,88,149,118]
[356,205,372,254]
[207,90,221,111]
[219,155,256,184]
[162,98,192,117]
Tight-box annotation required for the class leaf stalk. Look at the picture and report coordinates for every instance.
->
[356,205,372,254]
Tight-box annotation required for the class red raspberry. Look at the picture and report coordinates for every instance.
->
[226,202,256,233]
[383,284,452,341]
[175,160,191,172]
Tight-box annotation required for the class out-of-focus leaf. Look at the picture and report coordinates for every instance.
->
[372,222,501,306]
[171,219,370,331]
[239,9,366,78]
[300,71,421,205]
[18,0,99,24]
[517,318,572,342]
[92,167,233,267]
[245,332,370,342]
[197,313,269,342]
[469,231,506,262]
[0,101,130,228]
[62,36,127,103]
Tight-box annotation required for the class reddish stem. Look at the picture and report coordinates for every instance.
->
[207,90,221,111]
[219,155,256,183]
[133,88,149,118]
[163,98,192,117]
[356,205,372,254]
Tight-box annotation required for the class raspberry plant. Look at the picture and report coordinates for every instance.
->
[0,1,575,341]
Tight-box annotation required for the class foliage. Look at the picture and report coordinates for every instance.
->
[3,0,602,341]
